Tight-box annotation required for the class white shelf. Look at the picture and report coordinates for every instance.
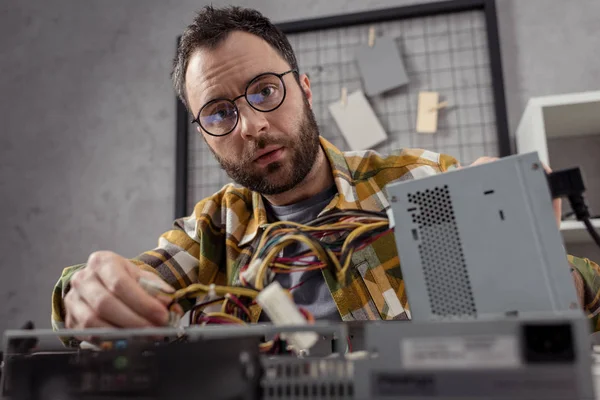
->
[560,218,600,244]
[516,90,600,166]
[516,90,600,244]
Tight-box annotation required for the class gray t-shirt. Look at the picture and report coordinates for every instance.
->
[260,184,341,322]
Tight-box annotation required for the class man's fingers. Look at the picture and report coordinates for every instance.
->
[64,291,115,330]
[87,251,137,278]
[79,251,173,326]
[141,270,176,293]
[65,292,117,343]
[78,276,160,328]
[170,303,184,317]
[95,263,170,326]
[86,251,170,325]
[137,270,177,306]
[469,156,498,167]
[541,162,553,174]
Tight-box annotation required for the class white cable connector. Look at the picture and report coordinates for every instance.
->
[256,281,318,353]
[197,283,221,314]
[385,207,396,230]
[240,258,263,286]
[137,277,182,328]
[208,283,216,298]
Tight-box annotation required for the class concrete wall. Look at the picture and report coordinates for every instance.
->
[1,0,599,333]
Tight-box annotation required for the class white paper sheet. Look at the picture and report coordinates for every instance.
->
[328,90,388,151]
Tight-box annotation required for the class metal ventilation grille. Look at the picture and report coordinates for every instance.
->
[261,358,354,399]
[408,185,477,318]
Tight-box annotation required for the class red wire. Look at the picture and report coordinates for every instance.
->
[239,229,392,289]
[353,229,392,251]
[225,293,252,319]
[275,255,320,263]
[272,265,326,274]
[288,279,309,291]
[299,307,315,323]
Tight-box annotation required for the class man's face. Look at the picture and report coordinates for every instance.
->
[184,31,320,195]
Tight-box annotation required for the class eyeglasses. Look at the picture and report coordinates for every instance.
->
[191,69,298,137]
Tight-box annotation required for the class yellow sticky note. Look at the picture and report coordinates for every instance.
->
[416,91,439,134]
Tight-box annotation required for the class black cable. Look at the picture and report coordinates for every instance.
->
[547,167,600,250]
[562,211,600,220]
[567,192,600,249]
[187,297,225,325]
[583,217,600,247]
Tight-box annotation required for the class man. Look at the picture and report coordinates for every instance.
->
[52,6,600,344]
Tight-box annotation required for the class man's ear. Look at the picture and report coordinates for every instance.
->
[299,73,313,108]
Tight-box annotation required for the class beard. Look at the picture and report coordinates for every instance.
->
[206,101,321,195]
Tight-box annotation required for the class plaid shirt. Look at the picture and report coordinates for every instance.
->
[52,137,600,334]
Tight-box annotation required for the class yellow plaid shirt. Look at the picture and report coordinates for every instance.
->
[52,137,600,335]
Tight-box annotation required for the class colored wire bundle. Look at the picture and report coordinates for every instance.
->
[240,210,390,289]
[160,209,390,354]
[187,293,252,325]
[168,283,260,303]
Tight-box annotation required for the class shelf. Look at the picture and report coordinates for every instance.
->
[560,218,600,244]
[516,91,600,245]
[516,90,600,166]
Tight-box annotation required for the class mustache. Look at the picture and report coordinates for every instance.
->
[244,136,287,161]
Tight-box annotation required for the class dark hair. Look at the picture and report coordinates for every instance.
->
[171,5,299,112]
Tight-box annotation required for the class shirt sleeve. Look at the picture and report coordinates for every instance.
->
[51,206,225,346]
[438,152,461,172]
[568,254,600,332]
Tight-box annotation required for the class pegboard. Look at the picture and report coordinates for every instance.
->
[175,0,510,219]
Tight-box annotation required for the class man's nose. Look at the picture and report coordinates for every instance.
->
[238,103,270,141]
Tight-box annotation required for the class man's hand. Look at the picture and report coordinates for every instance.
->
[468,157,562,228]
[64,251,174,330]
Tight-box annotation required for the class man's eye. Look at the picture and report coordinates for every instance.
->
[260,86,276,97]
[202,103,235,125]
[215,109,229,119]
[208,109,227,122]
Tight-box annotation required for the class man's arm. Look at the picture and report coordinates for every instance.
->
[51,210,224,344]
[569,255,600,331]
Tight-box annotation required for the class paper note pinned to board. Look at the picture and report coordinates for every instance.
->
[329,90,387,151]
[355,36,409,96]
[417,91,441,134]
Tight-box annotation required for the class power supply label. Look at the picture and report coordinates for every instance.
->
[402,335,520,369]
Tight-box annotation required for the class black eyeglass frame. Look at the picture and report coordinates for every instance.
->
[191,69,298,137]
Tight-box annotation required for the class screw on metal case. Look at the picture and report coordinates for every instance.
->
[532,163,539,170]
[391,196,397,202]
